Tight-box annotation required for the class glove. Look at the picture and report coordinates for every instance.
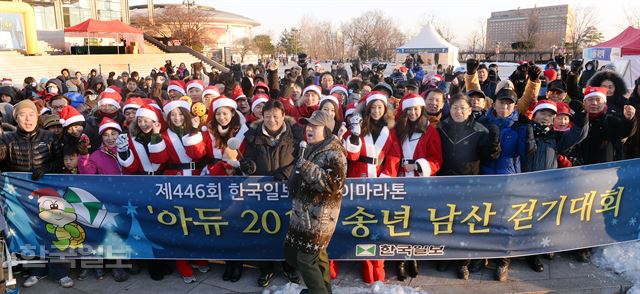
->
[116,134,129,153]
[295,157,307,169]
[444,65,455,82]
[349,113,363,137]
[570,59,584,74]
[239,158,256,175]
[569,99,584,114]
[273,172,286,182]
[31,168,45,181]
[528,65,542,82]
[466,59,479,75]
[554,55,566,68]
[77,141,89,155]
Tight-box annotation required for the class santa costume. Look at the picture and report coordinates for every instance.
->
[182,96,248,175]
[118,104,164,175]
[397,93,443,177]
[342,91,402,283]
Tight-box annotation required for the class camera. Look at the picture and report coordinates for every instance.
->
[297,53,308,69]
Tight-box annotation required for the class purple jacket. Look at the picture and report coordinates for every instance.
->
[78,145,124,175]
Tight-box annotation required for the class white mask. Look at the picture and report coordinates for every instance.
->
[47,86,58,94]
[31,82,37,87]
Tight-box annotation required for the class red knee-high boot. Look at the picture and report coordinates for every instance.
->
[372,260,385,281]
[330,260,339,280]
[361,260,374,283]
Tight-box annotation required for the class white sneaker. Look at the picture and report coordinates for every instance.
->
[194,265,210,273]
[22,275,45,287]
[59,276,74,288]
[183,276,196,284]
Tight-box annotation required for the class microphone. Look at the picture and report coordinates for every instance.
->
[296,141,308,174]
[227,137,243,160]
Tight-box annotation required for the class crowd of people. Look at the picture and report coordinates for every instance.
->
[1,52,640,293]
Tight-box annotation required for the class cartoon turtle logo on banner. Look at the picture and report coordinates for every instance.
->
[32,187,118,251]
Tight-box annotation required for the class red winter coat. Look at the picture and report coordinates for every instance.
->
[399,125,443,177]
[183,124,249,175]
[149,129,207,176]
[118,136,164,175]
[343,126,402,178]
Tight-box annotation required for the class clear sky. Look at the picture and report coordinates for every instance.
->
[129,0,639,47]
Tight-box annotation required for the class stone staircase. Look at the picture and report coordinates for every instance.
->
[0,53,202,83]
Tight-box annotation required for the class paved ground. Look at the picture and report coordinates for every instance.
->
[15,253,632,294]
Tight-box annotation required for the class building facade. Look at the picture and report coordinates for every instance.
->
[129,4,259,58]
[486,4,574,51]
[2,0,129,30]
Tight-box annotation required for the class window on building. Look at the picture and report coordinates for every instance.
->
[62,0,91,27]
[24,0,56,30]
[96,0,122,21]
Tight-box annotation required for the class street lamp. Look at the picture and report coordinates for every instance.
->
[183,0,195,47]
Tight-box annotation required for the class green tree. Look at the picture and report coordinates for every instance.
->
[278,28,303,57]
[254,34,275,58]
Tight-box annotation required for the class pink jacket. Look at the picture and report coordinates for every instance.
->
[78,145,125,175]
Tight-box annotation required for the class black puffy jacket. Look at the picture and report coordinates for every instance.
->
[0,128,63,173]
[243,118,302,180]
[437,117,501,176]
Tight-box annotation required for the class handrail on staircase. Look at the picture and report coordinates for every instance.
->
[143,33,229,73]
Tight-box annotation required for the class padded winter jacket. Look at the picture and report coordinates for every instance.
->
[480,109,535,175]
[0,128,63,173]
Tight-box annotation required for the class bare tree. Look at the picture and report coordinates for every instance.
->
[421,14,455,43]
[624,5,640,27]
[466,18,487,52]
[568,6,599,57]
[131,5,214,52]
[232,37,255,63]
[342,10,405,60]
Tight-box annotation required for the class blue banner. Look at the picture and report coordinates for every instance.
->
[584,47,612,61]
[1,159,640,261]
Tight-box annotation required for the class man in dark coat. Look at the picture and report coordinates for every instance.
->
[240,99,302,287]
[283,110,347,294]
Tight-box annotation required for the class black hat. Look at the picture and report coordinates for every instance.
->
[405,79,420,89]
[373,82,394,96]
[547,80,566,92]
[466,89,486,99]
[495,88,517,103]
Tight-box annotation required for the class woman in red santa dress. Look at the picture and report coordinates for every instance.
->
[115,103,174,281]
[146,99,211,283]
[393,93,443,281]
[342,91,402,284]
[179,95,248,282]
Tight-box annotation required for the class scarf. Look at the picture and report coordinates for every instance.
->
[588,105,608,121]
[533,122,552,137]
[217,124,230,136]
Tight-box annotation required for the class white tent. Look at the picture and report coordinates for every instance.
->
[396,23,460,68]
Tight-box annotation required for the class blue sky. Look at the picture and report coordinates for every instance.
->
[129,0,639,46]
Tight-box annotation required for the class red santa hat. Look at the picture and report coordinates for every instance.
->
[103,85,122,95]
[162,100,191,119]
[167,80,186,96]
[320,94,340,109]
[29,187,60,200]
[98,117,122,135]
[2,78,13,86]
[186,80,205,92]
[556,102,573,118]
[400,93,426,111]
[58,105,85,128]
[544,68,557,81]
[136,103,161,122]
[532,100,558,114]
[583,86,607,101]
[360,91,388,106]
[210,96,237,114]
[98,91,122,109]
[302,85,322,97]
[122,98,144,113]
[203,86,221,98]
[255,81,270,93]
[251,94,269,113]
[344,102,358,117]
[329,84,348,96]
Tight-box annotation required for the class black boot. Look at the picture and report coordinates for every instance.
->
[230,261,243,282]
[148,262,165,281]
[406,260,419,278]
[222,261,233,281]
[457,265,469,280]
[395,261,407,281]
[436,261,449,272]
[282,261,300,284]
[576,249,592,263]
[526,255,544,272]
